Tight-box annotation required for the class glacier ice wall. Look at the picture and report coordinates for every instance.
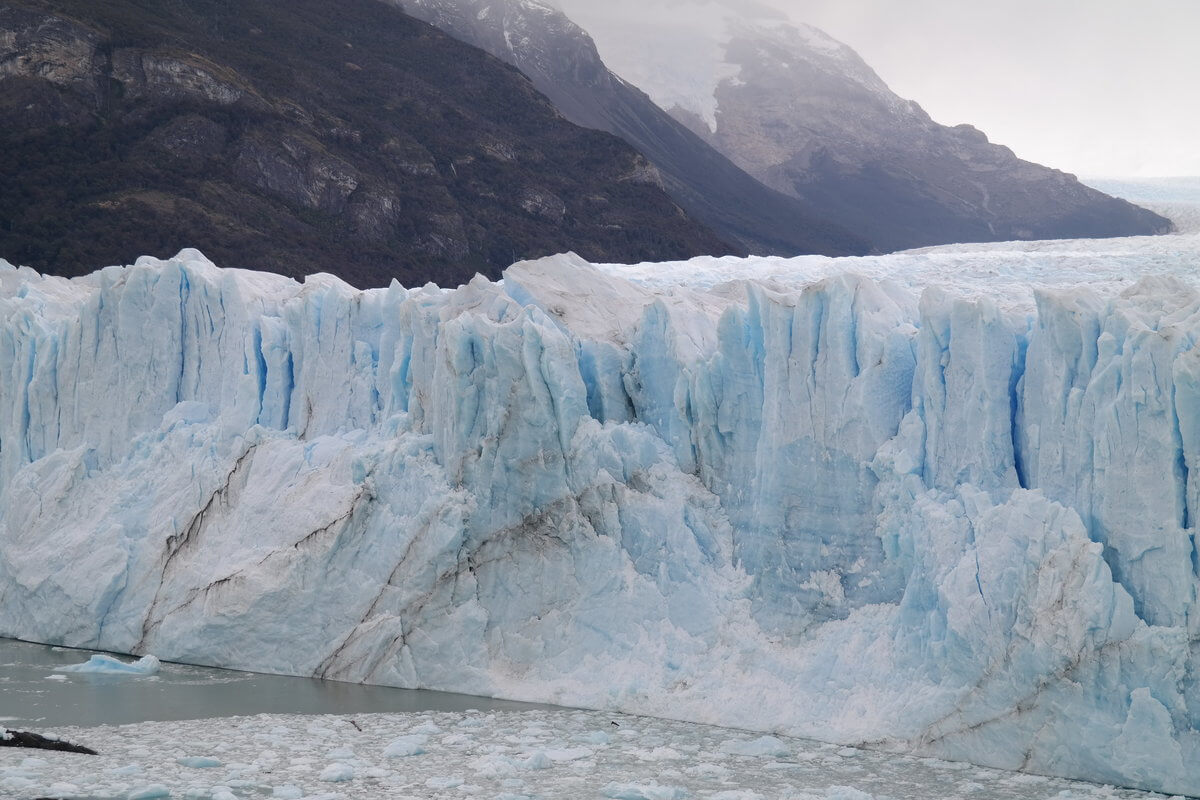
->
[2,244,1200,794]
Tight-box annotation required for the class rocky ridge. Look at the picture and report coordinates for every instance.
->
[555,1,1171,251]
[391,0,866,257]
[0,0,728,287]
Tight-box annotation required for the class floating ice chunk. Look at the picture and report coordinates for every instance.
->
[602,783,689,800]
[128,785,171,799]
[271,785,303,799]
[0,776,36,793]
[383,733,428,757]
[176,756,222,768]
[44,674,67,681]
[521,751,553,770]
[544,747,593,761]
[636,746,685,761]
[470,753,519,777]
[719,737,790,757]
[824,788,875,800]
[58,654,161,676]
[318,762,354,782]
[425,775,465,789]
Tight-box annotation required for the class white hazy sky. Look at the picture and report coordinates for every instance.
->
[556,0,1200,178]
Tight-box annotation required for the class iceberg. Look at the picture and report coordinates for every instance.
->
[1,233,1200,794]
[56,654,161,676]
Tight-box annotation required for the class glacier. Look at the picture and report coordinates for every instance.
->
[2,230,1200,795]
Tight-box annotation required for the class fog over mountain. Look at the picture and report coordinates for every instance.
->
[544,0,1166,251]
[556,0,1200,178]
[390,0,866,258]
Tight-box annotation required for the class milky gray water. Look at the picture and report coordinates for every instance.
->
[0,638,549,729]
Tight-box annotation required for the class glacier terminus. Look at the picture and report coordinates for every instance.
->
[2,230,1200,795]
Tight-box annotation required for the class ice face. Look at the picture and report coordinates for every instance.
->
[2,235,1200,794]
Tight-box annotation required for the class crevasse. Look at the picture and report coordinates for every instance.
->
[1,247,1198,795]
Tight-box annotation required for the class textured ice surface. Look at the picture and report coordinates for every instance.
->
[2,232,1200,794]
[56,654,161,676]
[1085,177,1200,234]
[0,709,1171,800]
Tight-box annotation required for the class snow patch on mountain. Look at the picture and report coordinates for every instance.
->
[550,0,747,132]
[553,0,897,133]
[2,233,1200,794]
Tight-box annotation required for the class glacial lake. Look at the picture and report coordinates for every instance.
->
[0,637,550,729]
[0,639,1171,800]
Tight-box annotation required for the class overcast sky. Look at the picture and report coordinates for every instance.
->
[556,0,1200,178]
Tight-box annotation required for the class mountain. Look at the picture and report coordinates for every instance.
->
[557,1,1172,252]
[388,0,867,257]
[4,240,1200,795]
[0,0,729,288]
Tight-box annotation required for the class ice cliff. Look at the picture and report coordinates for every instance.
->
[2,234,1200,794]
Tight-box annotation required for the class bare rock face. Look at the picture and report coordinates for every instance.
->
[520,187,567,222]
[0,6,100,88]
[0,0,728,287]
[111,50,252,106]
[233,135,361,214]
[0,6,102,125]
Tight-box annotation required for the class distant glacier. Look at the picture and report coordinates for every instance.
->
[2,228,1200,794]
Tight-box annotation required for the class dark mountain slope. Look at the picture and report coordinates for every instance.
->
[702,21,1172,251]
[0,0,729,287]
[392,0,867,257]
[550,4,1170,251]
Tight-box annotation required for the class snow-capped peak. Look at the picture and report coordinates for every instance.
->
[553,0,902,134]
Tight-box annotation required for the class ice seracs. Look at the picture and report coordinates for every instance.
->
[2,229,1200,794]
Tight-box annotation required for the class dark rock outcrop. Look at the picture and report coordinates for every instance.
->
[0,0,729,287]
[1,729,97,755]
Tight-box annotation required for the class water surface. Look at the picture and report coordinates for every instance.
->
[0,637,551,728]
